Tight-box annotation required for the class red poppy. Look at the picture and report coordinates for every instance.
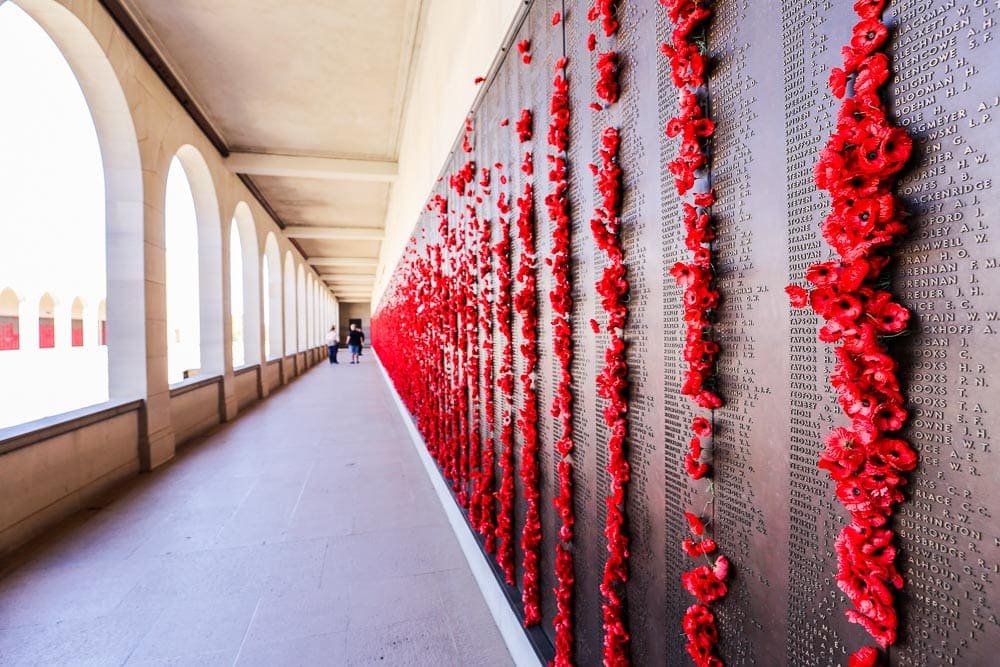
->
[785,285,809,308]
[682,537,718,556]
[691,416,712,437]
[851,19,889,55]
[686,454,711,479]
[684,511,705,535]
[872,437,917,471]
[849,646,882,667]
[829,67,848,98]
[854,53,889,97]
[682,566,728,604]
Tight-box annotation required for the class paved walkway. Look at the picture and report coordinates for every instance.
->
[0,359,513,666]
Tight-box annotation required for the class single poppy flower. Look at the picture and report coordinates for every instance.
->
[849,646,882,667]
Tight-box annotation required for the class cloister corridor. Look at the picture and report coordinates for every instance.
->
[0,362,512,666]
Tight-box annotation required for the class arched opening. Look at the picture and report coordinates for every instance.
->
[71,297,85,347]
[261,259,270,359]
[306,273,314,348]
[229,222,245,367]
[297,264,306,351]
[9,0,144,416]
[283,251,296,356]
[165,156,201,383]
[0,288,20,351]
[0,2,124,427]
[37,293,56,349]
[161,145,224,384]
[231,202,260,367]
[263,233,282,359]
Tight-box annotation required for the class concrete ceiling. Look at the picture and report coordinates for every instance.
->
[116,0,424,301]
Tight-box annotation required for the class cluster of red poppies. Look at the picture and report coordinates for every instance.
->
[462,116,475,152]
[545,55,576,667]
[660,1,728,665]
[516,108,533,144]
[594,51,619,106]
[473,170,497,552]
[587,8,630,665]
[456,209,475,510]
[494,185,517,586]
[587,0,619,37]
[591,124,631,667]
[512,123,543,625]
[517,38,532,65]
[449,160,475,196]
[466,205,484,528]
[785,2,914,662]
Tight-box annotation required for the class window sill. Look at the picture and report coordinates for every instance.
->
[0,398,144,457]
[168,375,222,397]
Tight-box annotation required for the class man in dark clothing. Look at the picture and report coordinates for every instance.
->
[347,324,365,364]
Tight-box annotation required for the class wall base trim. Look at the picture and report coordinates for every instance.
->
[373,351,541,667]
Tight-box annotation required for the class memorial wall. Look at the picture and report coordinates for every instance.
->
[373,1,999,665]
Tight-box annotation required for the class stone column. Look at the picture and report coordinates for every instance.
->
[55,301,72,350]
[19,297,38,350]
[219,228,239,423]
[83,304,99,348]
[139,172,175,471]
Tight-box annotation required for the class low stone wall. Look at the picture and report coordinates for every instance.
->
[0,403,141,559]
[0,347,327,558]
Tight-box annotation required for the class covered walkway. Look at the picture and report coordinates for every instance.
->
[0,361,512,666]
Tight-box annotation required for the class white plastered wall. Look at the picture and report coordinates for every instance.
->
[375,0,523,304]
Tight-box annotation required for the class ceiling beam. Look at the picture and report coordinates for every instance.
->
[226,153,398,182]
[319,274,374,283]
[309,257,379,268]
[285,226,385,241]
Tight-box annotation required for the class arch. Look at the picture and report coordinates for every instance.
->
[229,221,245,367]
[12,0,145,399]
[71,296,85,347]
[230,202,260,367]
[316,280,322,344]
[306,273,314,348]
[0,287,20,351]
[172,145,223,381]
[165,156,202,383]
[38,292,55,348]
[297,264,306,351]
[263,233,282,359]
[283,251,296,356]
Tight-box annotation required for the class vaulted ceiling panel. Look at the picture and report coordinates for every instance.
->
[251,177,390,228]
[108,0,428,296]
[296,239,382,258]
[120,0,419,158]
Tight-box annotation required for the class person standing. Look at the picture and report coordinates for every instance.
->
[325,325,339,364]
[347,323,365,364]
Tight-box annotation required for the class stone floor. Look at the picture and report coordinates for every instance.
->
[0,358,513,666]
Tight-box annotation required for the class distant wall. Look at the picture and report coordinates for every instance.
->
[338,302,372,345]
